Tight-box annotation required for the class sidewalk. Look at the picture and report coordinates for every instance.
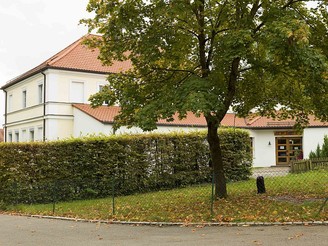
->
[252,167,291,178]
[0,215,327,246]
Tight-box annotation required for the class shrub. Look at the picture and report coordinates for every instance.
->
[309,135,328,159]
[0,129,252,204]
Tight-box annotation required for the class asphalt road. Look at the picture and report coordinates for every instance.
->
[0,215,327,246]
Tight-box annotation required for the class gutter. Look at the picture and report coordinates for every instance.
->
[41,72,47,141]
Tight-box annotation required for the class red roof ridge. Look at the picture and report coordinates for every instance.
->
[247,115,262,125]
[46,36,85,66]
[1,34,115,90]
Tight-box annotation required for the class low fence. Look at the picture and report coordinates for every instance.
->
[291,158,328,173]
[1,168,327,222]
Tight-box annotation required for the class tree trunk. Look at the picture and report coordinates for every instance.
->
[206,115,227,199]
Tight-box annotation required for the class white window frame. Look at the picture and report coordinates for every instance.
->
[98,82,109,105]
[70,81,85,103]
[29,128,35,142]
[8,132,12,142]
[22,129,27,142]
[22,89,27,108]
[37,126,43,141]
[14,131,19,142]
[8,93,13,112]
[38,82,44,104]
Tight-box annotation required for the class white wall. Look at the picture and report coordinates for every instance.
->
[47,69,107,104]
[303,128,328,158]
[4,73,44,113]
[73,107,114,137]
[116,125,207,135]
[6,120,43,142]
[4,73,45,142]
[3,69,111,142]
[247,129,276,167]
[46,117,74,141]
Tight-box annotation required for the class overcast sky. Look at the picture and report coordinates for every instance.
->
[0,1,319,127]
[0,0,92,125]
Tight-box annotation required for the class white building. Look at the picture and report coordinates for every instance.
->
[1,34,131,142]
[2,35,328,167]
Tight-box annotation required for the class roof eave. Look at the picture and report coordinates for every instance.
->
[1,66,111,91]
[156,123,207,128]
[1,65,49,90]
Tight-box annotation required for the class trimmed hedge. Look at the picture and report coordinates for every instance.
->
[0,129,252,205]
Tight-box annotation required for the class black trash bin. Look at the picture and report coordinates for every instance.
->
[256,176,266,194]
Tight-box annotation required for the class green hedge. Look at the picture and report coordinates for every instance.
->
[0,129,252,205]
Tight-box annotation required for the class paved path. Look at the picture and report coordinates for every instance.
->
[0,215,327,246]
[252,167,291,178]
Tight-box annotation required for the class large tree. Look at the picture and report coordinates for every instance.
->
[82,0,328,198]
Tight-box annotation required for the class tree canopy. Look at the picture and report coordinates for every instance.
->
[82,0,328,198]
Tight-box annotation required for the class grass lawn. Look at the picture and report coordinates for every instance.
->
[5,170,328,223]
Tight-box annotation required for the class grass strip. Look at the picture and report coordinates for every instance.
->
[6,170,328,223]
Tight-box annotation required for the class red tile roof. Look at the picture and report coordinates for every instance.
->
[1,34,132,89]
[74,104,121,124]
[73,104,328,128]
[73,104,208,127]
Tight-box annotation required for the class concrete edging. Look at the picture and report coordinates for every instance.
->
[27,214,328,227]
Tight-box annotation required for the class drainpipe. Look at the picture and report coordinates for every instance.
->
[3,90,7,142]
[41,72,46,141]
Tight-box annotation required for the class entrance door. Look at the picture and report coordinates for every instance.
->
[276,137,302,165]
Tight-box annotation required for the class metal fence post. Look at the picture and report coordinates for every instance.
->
[12,182,18,206]
[112,178,115,215]
[316,197,328,217]
[52,181,57,215]
[210,172,215,217]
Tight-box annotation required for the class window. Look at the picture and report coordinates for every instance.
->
[8,132,12,142]
[29,128,35,142]
[22,90,27,108]
[71,82,84,103]
[98,84,106,92]
[38,83,43,104]
[37,127,43,141]
[8,94,13,112]
[22,129,27,142]
[15,131,19,142]
[98,84,109,105]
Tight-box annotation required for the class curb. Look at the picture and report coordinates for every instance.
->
[28,215,328,227]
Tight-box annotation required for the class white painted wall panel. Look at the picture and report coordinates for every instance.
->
[303,128,328,158]
[247,129,276,167]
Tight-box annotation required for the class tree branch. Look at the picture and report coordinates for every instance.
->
[218,57,241,119]
[214,0,229,29]
[253,22,265,34]
[238,66,254,73]
[176,17,199,37]
[283,0,307,9]
[250,1,261,18]
[150,67,198,75]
